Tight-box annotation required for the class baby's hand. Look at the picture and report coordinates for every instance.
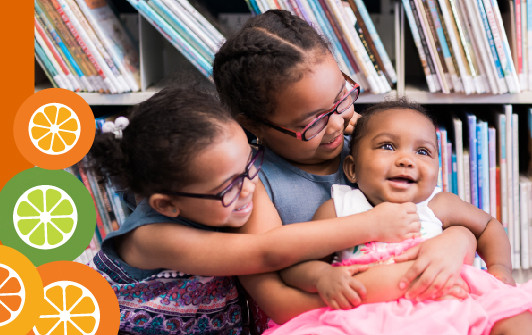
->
[315,265,368,309]
[488,264,516,286]
[371,202,420,242]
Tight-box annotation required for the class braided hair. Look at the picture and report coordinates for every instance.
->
[90,86,234,197]
[213,9,331,123]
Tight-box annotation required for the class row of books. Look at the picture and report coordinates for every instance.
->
[126,0,226,80]
[436,106,532,269]
[245,0,397,94]
[402,0,520,94]
[34,0,140,93]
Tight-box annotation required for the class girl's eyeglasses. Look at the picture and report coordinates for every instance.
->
[258,73,360,141]
[167,145,264,207]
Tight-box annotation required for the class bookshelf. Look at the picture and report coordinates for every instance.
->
[35,0,532,281]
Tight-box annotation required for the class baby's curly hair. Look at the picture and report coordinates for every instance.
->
[213,9,331,123]
[350,98,436,155]
[89,86,234,197]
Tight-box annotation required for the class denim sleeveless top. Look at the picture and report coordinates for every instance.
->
[94,200,248,334]
[259,136,353,225]
[101,200,224,280]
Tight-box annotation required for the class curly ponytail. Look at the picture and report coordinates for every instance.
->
[89,86,234,197]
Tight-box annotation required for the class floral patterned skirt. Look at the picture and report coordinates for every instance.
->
[89,250,248,335]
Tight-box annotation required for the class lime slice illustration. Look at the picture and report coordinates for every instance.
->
[0,264,25,327]
[0,168,96,266]
[28,103,80,156]
[34,281,100,335]
[13,185,77,250]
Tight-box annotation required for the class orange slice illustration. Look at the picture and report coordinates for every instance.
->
[0,264,24,326]
[28,103,80,155]
[33,281,99,335]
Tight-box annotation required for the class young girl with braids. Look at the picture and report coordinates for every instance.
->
[87,86,422,335]
[213,9,528,333]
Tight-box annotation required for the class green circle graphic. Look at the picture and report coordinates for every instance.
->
[0,168,96,266]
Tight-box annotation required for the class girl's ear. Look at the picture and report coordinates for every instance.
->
[149,193,180,217]
[343,155,357,183]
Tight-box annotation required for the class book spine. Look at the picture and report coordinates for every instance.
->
[519,176,529,269]
[528,0,532,89]
[522,0,528,91]
[347,2,389,87]
[488,126,497,217]
[65,0,129,92]
[512,113,521,264]
[436,130,443,189]
[306,0,356,78]
[447,141,453,194]
[34,22,72,90]
[332,0,388,93]
[479,121,490,213]
[353,0,397,84]
[127,0,212,78]
[427,0,460,92]
[464,150,471,203]
[452,152,458,195]
[176,0,225,44]
[476,0,509,93]
[77,165,107,241]
[161,0,220,56]
[152,0,214,62]
[50,0,107,92]
[439,127,449,192]
[56,0,122,93]
[403,0,439,92]
[498,113,508,229]
[476,122,485,211]
[452,117,465,200]
[468,114,479,208]
[482,0,520,93]
[415,0,450,92]
[437,0,474,93]
[318,0,362,83]
[75,0,140,92]
[516,0,523,84]
[36,0,92,91]
[462,0,500,93]
[34,36,61,87]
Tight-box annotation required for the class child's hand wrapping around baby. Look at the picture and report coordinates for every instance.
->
[369,202,421,242]
[315,264,369,309]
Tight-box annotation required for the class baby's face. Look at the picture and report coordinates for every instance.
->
[351,108,439,205]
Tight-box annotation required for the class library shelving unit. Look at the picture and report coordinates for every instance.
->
[35,0,532,281]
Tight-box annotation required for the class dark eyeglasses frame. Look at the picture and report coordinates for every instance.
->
[167,145,264,207]
[258,73,360,142]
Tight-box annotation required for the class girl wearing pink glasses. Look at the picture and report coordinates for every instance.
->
[213,9,521,333]
[88,87,423,335]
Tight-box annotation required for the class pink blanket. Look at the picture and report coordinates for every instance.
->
[264,265,532,335]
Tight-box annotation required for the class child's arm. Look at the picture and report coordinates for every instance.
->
[236,181,419,323]
[119,181,420,276]
[429,192,514,285]
[281,200,474,308]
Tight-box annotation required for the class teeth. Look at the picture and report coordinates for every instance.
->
[235,203,248,211]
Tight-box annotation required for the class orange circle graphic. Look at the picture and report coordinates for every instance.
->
[0,245,43,334]
[14,88,95,170]
[30,261,119,335]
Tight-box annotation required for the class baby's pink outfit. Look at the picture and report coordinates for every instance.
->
[264,185,532,335]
